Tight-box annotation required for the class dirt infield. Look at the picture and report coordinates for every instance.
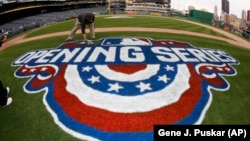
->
[1,26,250,52]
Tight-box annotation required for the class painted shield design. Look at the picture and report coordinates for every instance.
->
[12,37,239,141]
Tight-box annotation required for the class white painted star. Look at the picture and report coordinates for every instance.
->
[108,83,123,92]
[136,82,152,92]
[30,68,36,72]
[206,66,213,70]
[158,74,171,83]
[82,66,93,72]
[41,67,48,71]
[164,65,174,71]
[87,75,100,84]
[225,67,231,72]
[216,67,224,71]
[22,69,27,73]
[160,41,166,44]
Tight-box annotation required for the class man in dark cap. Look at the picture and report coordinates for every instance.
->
[66,12,95,42]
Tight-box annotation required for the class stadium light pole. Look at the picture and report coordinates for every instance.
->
[108,0,110,14]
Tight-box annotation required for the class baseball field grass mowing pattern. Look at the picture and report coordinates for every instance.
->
[26,15,228,39]
[0,15,249,141]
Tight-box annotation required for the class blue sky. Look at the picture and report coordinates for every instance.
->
[171,0,250,18]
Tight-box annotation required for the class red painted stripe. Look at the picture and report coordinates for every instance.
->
[54,64,202,132]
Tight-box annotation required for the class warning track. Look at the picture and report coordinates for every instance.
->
[1,26,250,52]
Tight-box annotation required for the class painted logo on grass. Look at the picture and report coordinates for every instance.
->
[12,37,239,141]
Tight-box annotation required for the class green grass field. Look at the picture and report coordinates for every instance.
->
[0,15,249,141]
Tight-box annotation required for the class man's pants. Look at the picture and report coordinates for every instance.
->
[0,80,8,106]
[67,18,95,40]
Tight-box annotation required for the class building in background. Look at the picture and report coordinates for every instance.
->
[247,10,250,22]
[241,10,247,29]
[221,0,229,14]
[124,0,171,15]
[214,5,219,20]
[221,0,229,22]
[242,10,247,20]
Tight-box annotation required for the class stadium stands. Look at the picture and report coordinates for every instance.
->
[0,4,107,40]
